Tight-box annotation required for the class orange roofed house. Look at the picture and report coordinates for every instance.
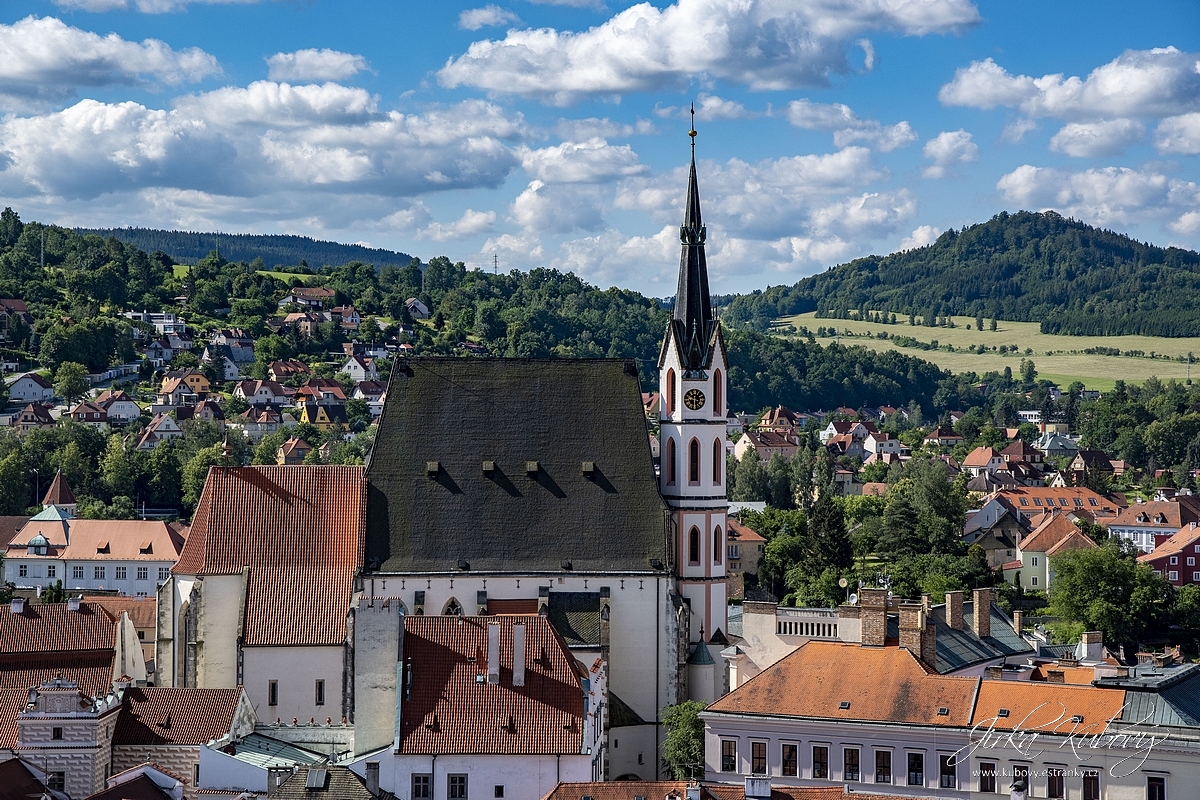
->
[157,465,365,725]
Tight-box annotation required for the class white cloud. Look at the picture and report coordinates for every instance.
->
[939,48,1200,121]
[54,0,263,10]
[553,226,679,288]
[900,224,941,250]
[439,0,980,104]
[174,81,377,128]
[519,138,646,183]
[419,209,497,241]
[553,116,657,139]
[1154,113,1200,155]
[922,130,978,178]
[459,6,520,31]
[1048,119,1145,157]
[482,232,545,262]
[266,49,369,82]
[510,181,607,233]
[786,99,917,151]
[527,0,606,7]
[996,163,1200,233]
[0,16,220,111]
[1000,117,1037,143]
[693,93,753,121]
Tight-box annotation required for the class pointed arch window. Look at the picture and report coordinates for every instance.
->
[713,438,723,485]
[442,598,463,616]
[666,438,677,485]
[688,527,701,565]
[714,525,723,564]
[689,438,700,484]
[713,369,723,416]
[665,369,676,415]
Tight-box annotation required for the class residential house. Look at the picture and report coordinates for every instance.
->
[210,328,255,364]
[863,432,903,457]
[67,401,109,430]
[166,331,194,353]
[281,312,325,337]
[200,345,239,381]
[404,297,430,319]
[964,470,1019,495]
[995,486,1121,523]
[15,403,55,433]
[331,305,361,330]
[1106,496,1200,552]
[1033,431,1079,459]
[232,406,288,442]
[277,287,335,310]
[818,420,869,444]
[832,468,862,496]
[1068,448,1115,484]
[125,311,186,335]
[0,298,32,341]
[345,615,602,799]
[354,381,387,418]
[299,402,348,430]
[145,338,173,366]
[233,380,290,407]
[823,433,864,460]
[265,766,383,800]
[176,399,225,431]
[156,377,195,409]
[922,426,964,448]
[726,518,765,575]
[267,360,310,382]
[296,378,346,406]
[1002,511,1098,591]
[961,446,1004,477]
[339,355,379,383]
[759,405,803,432]
[995,458,1043,487]
[9,372,54,404]
[962,496,1031,568]
[1138,523,1200,586]
[135,414,183,451]
[733,430,799,462]
[999,438,1043,470]
[163,369,210,397]
[95,390,143,424]
[159,466,365,724]
[276,437,312,465]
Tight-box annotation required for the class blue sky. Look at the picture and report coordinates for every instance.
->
[0,0,1197,296]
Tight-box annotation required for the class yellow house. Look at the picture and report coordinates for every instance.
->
[160,368,210,396]
[299,402,348,430]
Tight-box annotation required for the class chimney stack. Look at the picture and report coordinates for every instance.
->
[945,591,964,630]
[10,598,24,614]
[67,596,81,612]
[972,588,992,638]
[858,588,887,647]
[899,603,937,669]
[1013,610,1024,635]
[1046,669,1065,684]
[985,665,1003,680]
[512,623,526,688]
[486,623,500,684]
[365,762,380,796]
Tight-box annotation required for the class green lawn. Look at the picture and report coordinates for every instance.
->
[778,312,1200,389]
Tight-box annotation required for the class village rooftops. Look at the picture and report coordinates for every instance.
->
[113,687,250,746]
[1020,512,1099,556]
[1111,497,1200,529]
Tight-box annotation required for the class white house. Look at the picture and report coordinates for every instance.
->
[9,372,54,404]
[961,446,1005,477]
[135,413,183,450]
[339,355,379,383]
[233,380,290,407]
[1002,511,1098,591]
[95,390,143,424]
[404,298,430,319]
[863,432,903,456]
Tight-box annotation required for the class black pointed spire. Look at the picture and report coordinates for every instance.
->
[673,106,716,376]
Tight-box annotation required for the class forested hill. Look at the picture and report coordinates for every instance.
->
[78,227,412,269]
[722,211,1200,337]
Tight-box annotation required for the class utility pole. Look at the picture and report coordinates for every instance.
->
[493,253,498,275]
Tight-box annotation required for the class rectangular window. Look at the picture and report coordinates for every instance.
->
[1011,763,1028,792]
[1089,498,1098,506]
[843,748,859,782]
[94,566,105,580]
[47,565,56,578]
[315,679,325,706]
[1193,572,1200,582]
[1032,556,1039,566]
[1032,576,1039,586]
[1047,767,1064,798]
[1169,571,1179,581]
[51,727,62,740]
[781,744,798,777]
[721,740,737,772]
[137,566,148,581]
[115,566,127,580]
[1083,771,1100,800]
[1147,776,1166,800]
[751,742,767,775]
[1033,497,1043,506]
[73,566,84,579]
[1189,557,1196,566]
[875,751,891,784]
[159,567,170,581]
[494,787,504,798]
[907,753,923,786]
[812,746,828,779]
[268,680,278,706]
[412,775,431,799]
[1170,556,1178,565]
[47,773,65,791]
[448,774,468,800]
[18,564,26,577]
[979,762,997,793]
[939,755,956,788]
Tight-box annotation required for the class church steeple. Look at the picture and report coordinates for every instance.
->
[674,107,716,377]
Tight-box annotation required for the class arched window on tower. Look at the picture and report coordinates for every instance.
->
[714,525,723,564]
[689,438,700,484]
[666,438,676,485]
[713,438,723,485]
[665,369,676,415]
[713,369,723,416]
[688,527,700,564]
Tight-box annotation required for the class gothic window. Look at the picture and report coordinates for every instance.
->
[689,438,700,484]
[713,369,723,415]
[665,369,676,415]
[713,438,723,484]
[688,527,700,564]
[714,525,723,564]
[666,438,677,485]
[443,598,463,616]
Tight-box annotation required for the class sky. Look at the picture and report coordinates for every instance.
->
[0,0,1197,297]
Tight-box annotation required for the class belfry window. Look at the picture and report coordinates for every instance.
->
[713,439,722,485]
[713,369,723,415]
[689,439,700,484]
[689,527,700,564]
[714,526,723,564]
[665,369,676,415]
[666,439,677,485]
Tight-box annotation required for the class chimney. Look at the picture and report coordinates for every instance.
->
[67,596,81,612]
[744,777,772,800]
[945,591,964,630]
[1080,630,1103,662]
[985,665,1003,680]
[1046,669,1065,684]
[1013,610,1024,635]
[858,588,887,647]
[972,588,992,638]
[512,623,526,688]
[921,593,931,613]
[365,762,380,796]
[10,598,24,614]
[486,623,500,684]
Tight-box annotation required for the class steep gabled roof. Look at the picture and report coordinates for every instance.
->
[113,687,246,746]
[1020,512,1096,554]
[42,469,76,507]
[366,358,667,573]
[1140,524,1200,563]
[175,465,364,646]
[963,446,1001,467]
[0,601,116,653]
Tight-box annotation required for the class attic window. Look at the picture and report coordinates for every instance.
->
[937,707,949,716]
[581,461,595,475]
[482,460,495,473]
[97,542,110,553]
[426,461,440,477]
[139,541,152,555]
[997,709,1010,718]
[526,461,540,474]
[838,701,851,710]
[1019,499,1029,506]
[305,768,328,790]
[1071,715,1084,723]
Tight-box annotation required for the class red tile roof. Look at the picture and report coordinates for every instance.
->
[88,596,158,629]
[963,446,1001,468]
[113,687,246,746]
[0,655,116,697]
[726,517,765,543]
[175,466,364,646]
[970,681,1126,733]
[399,615,584,755]
[1138,523,1200,563]
[0,601,117,653]
[1112,498,1200,529]
[58,520,184,562]
[42,469,76,506]
[487,598,540,614]
[0,516,29,549]
[0,689,28,749]
[1020,513,1097,554]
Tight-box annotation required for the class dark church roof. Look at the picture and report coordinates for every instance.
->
[670,131,718,376]
[366,358,669,573]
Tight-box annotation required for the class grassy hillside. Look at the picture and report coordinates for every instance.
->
[727,210,1200,337]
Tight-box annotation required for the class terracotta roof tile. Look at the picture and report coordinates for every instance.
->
[1112,498,1200,528]
[0,601,116,653]
[1139,524,1200,562]
[726,517,765,543]
[57,520,184,562]
[87,596,158,629]
[963,446,1001,467]
[0,690,28,750]
[970,681,1126,732]
[0,516,29,549]
[175,466,364,646]
[707,641,976,726]
[1020,513,1097,554]
[113,687,246,746]
[400,615,583,755]
[487,598,539,614]
[0,655,115,697]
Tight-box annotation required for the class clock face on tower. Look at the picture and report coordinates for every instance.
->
[684,389,705,411]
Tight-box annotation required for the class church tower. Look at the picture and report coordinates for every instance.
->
[658,118,728,689]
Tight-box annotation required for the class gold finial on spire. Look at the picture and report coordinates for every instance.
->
[688,102,697,155]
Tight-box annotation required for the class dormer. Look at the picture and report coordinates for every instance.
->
[26,533,49,556]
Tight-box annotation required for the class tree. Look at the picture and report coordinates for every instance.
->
[1049,544,1171,646]
[101,435,135,497]
[810,491,852,570]
[765,453,794,509]
[660,700,706,780]
[732,455,768,502]
[41,580,66,604]
[0,451,30,514]
[182,445,224,510]
[54,362,89,405]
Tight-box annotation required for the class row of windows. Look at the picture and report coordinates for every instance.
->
[1017,496,1098,508]
[688,526,722,566]
[1166,555,1197,565]
[662,368,723,416]
[720,741,952,787]
[412,774,505,799]
[16,564,167,581]
[664,437,723,487]
[268,679,326,707]
[1159,570,1200,582]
